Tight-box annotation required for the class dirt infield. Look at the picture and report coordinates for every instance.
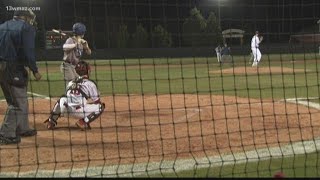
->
[0,94,320,174]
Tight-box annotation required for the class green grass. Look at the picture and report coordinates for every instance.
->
[145,152,320,178]
[21,53,320,99]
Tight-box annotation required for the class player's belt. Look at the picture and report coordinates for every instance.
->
[64,60,77,66]
[63,103,81,110]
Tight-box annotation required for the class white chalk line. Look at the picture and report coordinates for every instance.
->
[0,92,52,102]
[160,107,202,123]
[27,92,51,100]
[283,97,320,109]
[1,96,320,177]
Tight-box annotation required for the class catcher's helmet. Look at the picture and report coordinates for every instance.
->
[72,22,86,35]
[75,60,91,77]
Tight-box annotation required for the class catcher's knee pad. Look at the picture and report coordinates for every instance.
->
[59,97,68,114]
[84,103,105,123]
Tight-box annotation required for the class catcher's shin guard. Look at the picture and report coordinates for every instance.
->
[44,101,62,130]
[85,103,105,123]
[49,96,66,119]
[77,103,105,130]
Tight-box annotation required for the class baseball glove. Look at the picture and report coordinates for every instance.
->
[260,36,263,42]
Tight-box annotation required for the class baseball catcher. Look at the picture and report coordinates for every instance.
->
[44,60,105,130]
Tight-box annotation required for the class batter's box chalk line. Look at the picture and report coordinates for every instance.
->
[0,92,51,102]
[174,107,202,123]
[111,107,202,125]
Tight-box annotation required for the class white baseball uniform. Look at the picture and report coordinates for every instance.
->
[251,34,262,66]
[50,77,103,123]
[60,37,86,89]
[215,46,222,63]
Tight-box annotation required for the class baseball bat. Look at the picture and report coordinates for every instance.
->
[52,29,67,36]
[51,28,88,45]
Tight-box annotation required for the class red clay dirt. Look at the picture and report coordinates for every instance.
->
[0,94,319,173]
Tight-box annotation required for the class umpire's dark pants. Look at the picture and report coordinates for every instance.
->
[0,61,29,138]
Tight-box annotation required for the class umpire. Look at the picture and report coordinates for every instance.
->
[0,9,42,145]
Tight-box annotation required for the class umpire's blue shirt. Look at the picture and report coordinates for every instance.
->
[0,18,38,73]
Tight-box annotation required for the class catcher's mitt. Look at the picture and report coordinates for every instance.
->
[259,36,263,42]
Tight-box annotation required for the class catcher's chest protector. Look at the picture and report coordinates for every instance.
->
[67,79,89,99]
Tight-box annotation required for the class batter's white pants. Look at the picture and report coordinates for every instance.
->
[59,97,102,123]
[251,48,261,63]
[60,62,79,91]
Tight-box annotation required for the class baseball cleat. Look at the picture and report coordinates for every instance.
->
[0,135,21,145]
[75,119,91,130]
[20,129,37,137]
[44,118,57,130]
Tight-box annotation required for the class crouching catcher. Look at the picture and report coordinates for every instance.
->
[44,60,105,130]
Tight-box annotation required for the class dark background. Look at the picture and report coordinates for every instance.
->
[1,0,319,58]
